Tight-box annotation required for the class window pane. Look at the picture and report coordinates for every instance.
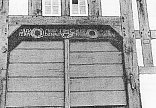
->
[147,0,156,30]
[9,0,28,15]
[101,0,120,16]
[70,0,88,16]
[42,0,61,16]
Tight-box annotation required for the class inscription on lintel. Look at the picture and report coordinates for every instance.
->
[16,25,117,39]
[9,25,123,52]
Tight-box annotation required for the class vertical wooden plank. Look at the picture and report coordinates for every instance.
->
[119,0,141,108]
[28,0,42,15]
[61,0,66,15]
[136,0,153,67]
[64,39,70,108]
[28,0,32,15]
[0,0,9,107]
[88,0,102,16]
[65,0,70,16]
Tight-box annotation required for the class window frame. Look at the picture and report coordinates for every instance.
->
[70,0,88,16]
[42,0,61,16]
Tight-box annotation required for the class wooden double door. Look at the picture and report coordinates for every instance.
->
[6,40,127,108]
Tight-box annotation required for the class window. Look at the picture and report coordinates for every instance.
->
[70,0,88,16]
[9,0,28,15]
[101,0,120,16]
[42,0,61,16]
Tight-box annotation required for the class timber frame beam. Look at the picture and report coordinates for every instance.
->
[139,66,156,74]
[8,16,121,37]
[135,30,156,39]
[8,16,121,26]
[0,0,9,108]
[119,0,141,108]
[136,0,153,67]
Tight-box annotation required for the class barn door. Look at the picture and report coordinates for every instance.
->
[69,41,127,107]
[5,25,126,108]
[6,41,64,107]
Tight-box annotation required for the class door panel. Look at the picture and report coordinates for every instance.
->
[70,77,125,91]
[70,64,123,77]
[8,78,64,91]
[70,52,122,64]
[70,41,126,107]
[8,63,64,77]
[70,91,127,106]
[6,92,64,107]
[15,41,63,49]
[70,42,119,52]
[7,41,64,107]
[10,50,63,63]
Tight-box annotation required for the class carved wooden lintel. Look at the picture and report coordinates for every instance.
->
[8,25,123,52]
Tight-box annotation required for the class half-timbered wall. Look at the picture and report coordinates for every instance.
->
[4,0,156,108]
[3,24,127,108]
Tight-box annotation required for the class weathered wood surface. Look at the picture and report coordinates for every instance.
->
[8,16,121,26]
[8,63,64,77]
[65,0,70,16]
[61,0,66,16]
[70,42,118,52]
[0,0,9,107]
[71,105,127,108]
[70,52,122,64]
[119,0,141,108]
[69,41,126,107]
[7,41,65,107]
[70,107,126,108]
[8,25,21,36]
[70,77,125,91]
[6,92,64,107]
[8,78,64,91]
[15,41,63,49]
[139,66,156,74]
[0,0,8,70]
[70,64,123,77]
[10,50,63,63]
[135,30,156,39]
[70,91,127,106]
[64,39,70,108]
[136,0,153,67]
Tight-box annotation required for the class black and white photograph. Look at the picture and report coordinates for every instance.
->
[0,0,156,108]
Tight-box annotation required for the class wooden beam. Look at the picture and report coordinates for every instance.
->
[139,66,156,74]
[88,0,102,16]
[136,0,153,67]
[61,0,66,16]
[64,39,70,108]
[65,0,70,16]
[135,30,156,39]
[8,25,21,36]
[8,16,121,26]
[119,0,141,108]
[28,0,42,16]
[0,0,9,107]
